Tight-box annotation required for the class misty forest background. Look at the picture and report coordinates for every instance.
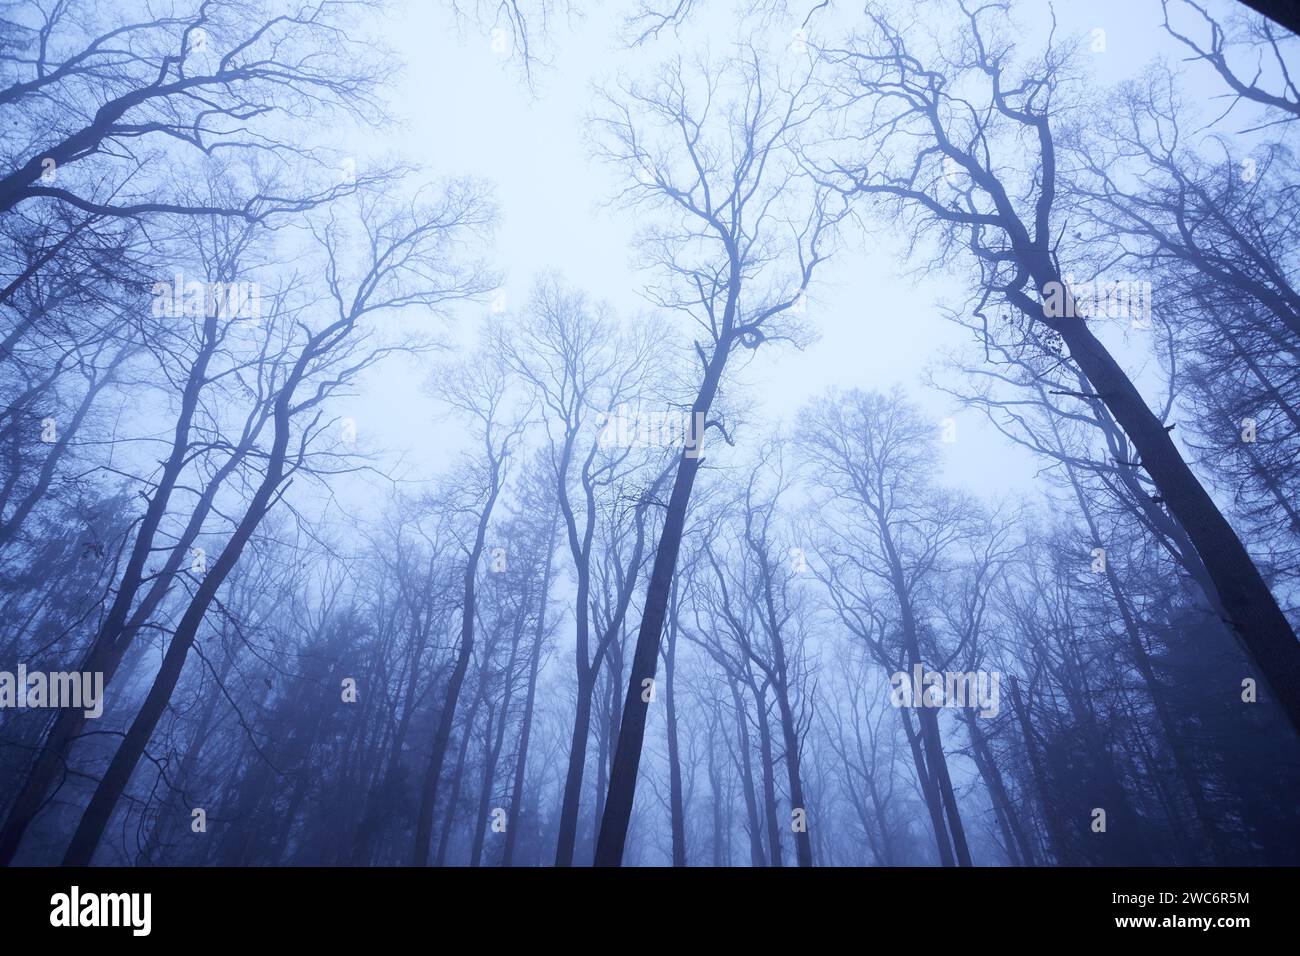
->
[2,0,1300,867]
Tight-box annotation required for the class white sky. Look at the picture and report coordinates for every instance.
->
[317,0,1264,520]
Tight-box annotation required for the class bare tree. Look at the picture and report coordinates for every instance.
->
[413,345,526,865]
[592,44,843,865]
[59,184,494,864]
[815,0,1300,733]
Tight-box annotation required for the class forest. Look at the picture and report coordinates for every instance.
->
[1,0,1298,868]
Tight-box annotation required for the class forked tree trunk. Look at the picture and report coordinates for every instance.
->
[0,325,225,865]
[61,383,295,865]
[898,707,955,867]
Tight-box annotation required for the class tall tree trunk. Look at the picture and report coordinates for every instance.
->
[351,583,438,865]
[555,677,594,866]
[898,707,955,866]
[1060,461,1230,862]
[552,434,598,867]
[502,518,556,866]
[435,687,485,867]
[60,373,295,864]
[0,321,225,864]
[138,647,235,865]
[1023,276,1300,735]
[864,771,898,867]
[707,715,726,866]
[413,468,502,865]
[962,709,1036,866]
[470,602,527,867]
[594,340,731,865]
[774,694,813,867]
[923,707,972,866]
[752,682,784,868]
[1007,675,1070,864]
[664,581,686,866]
[879,509,971,867]
[727,678,766,867]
